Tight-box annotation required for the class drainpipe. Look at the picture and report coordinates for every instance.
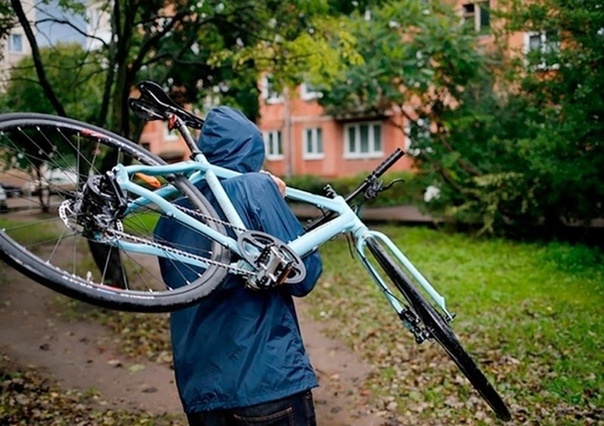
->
[283,87,293,178]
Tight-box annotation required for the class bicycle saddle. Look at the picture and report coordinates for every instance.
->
[129,80,205,129]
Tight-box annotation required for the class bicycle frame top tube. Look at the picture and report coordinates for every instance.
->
[141,114,374,253]
[117,159,367,258]
[116,152,450,317]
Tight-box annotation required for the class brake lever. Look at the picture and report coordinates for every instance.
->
[363,177,405,201]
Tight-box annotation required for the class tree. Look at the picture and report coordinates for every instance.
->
[498,0,604,230]
[315,0,486,138]
[10,0,348,133]
[416,0,604,234]
[0,43,104,119]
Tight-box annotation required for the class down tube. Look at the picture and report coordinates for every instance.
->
[356,231,453,319]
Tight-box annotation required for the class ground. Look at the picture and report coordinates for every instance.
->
[0,255,386,425]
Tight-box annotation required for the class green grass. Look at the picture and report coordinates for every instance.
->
[122,211,160,233]
[9,216,600,424]
[0,216,62,246]
[309,225,604,424]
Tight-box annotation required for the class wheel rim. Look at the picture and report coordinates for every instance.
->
[0,114,228,311]
[365,237,511,421]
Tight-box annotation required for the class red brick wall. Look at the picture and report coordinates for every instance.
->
[259,86,414,178]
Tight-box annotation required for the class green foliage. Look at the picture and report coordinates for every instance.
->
[416,0,604,234]
[413,73,542,232]
[0,43,104,121]
[316,0,484,118]
[0,2,15,57]
[504,0,604,227]
[9,0,347,134]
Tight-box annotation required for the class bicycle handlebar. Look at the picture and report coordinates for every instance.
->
[303,148,405,231]
[343,148,405,204]
[127,80,406,232]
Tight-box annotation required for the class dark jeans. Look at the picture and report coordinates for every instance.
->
[186,390,316,426]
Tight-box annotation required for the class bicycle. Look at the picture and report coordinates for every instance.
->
[0,80,511,421]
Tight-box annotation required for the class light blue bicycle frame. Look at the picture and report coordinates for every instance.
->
[110,146,453,321]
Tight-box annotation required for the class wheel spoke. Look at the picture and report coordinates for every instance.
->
[0,113,231,312]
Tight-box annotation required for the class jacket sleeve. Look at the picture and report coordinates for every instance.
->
[247,174,323,297]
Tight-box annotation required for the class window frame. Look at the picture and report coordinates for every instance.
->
[524,31,560,70]
[261,75,283,105]
[8,33,24,53]
[343,121,383,159]
[461,1,490,34]
[300,83,322,101]
[302,127,324,160]
[263,129,284,160]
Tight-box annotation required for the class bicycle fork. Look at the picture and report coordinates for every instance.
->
[355,230,455,343]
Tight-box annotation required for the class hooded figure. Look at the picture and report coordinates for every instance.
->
[154,106,322,422]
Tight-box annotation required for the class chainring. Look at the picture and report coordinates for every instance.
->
[237,231,306,285]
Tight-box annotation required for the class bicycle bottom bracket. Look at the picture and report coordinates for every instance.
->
[236,231,306,289]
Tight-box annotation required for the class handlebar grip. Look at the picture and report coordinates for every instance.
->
[372,148,405,178]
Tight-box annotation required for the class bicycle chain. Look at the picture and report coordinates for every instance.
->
[63,197,251,275]
[174,203,247,234]
[105,228,252,276]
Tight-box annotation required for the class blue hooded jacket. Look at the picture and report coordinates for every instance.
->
[154,106,322,413]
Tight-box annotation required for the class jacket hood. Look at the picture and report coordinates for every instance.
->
[198,106,265,173]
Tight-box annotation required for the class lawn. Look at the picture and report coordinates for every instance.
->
[308,225,603,425]
[1,219,601,425]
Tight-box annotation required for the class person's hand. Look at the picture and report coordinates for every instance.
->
[260,170,286,197]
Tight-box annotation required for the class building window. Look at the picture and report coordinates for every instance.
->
[303,127,324,160]
[264,130,283,160]
[300,83,322,101]
[261,75,283,104]
[344,122,382,159]
[9,34,23,53]
[462,1,490,34]
[524,31,560,70]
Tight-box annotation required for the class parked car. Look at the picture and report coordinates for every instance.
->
[0,185,7,213]
[0,182,22,198]
[24,169,78,195]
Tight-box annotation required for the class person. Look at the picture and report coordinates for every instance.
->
[153,106,323,426]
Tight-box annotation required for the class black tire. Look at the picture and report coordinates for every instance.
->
[0,113,231,312]
[365,237,512,421]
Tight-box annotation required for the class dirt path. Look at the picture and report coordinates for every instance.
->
[0,265,385,425]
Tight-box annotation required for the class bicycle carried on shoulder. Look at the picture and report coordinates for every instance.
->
[0,81,511,421]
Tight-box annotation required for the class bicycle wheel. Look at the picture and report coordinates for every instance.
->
[0,113,231,312]
[365,237,512,421]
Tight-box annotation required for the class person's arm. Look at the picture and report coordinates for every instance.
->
[260,170,286,196]
[249,174,323,297]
